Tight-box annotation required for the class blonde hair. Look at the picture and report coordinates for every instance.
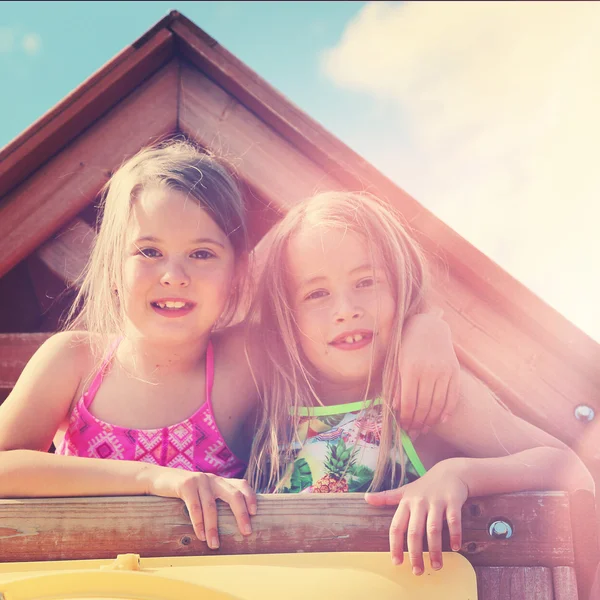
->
[246,191,430,493]
[64,136,248,358]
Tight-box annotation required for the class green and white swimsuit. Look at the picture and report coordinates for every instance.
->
[277,398,426,494]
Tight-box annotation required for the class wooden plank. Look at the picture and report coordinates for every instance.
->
[0,262,41,334]
[475,567,554,600]
[552,567,578,600]
[36,218,96,286]
[179,63,344,209]
[178,64,599,449]
[569,489,599,600]
[171,13,600,389]
[0,492,578,565]
[0,333,52,390]
[0,60,179,281]
[0,28,174,200]
[460,493,574,568]
[26,255,76,333]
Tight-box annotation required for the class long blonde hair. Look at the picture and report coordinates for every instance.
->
[64,136,248,359]
[246,191,430,493]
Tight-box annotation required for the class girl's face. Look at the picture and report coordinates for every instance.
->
[121,186,236,344]
[286,224,396,399]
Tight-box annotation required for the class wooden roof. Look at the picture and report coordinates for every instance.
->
[0,11,598,466]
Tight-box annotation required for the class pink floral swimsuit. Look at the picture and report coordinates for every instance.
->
[55,340,246,478]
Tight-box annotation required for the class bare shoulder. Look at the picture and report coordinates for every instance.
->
[212,322,255,367]
[211,323,258,407]
[0,330,97,452]
[33,330,95,374]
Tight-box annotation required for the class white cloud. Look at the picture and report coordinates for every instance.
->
[321,1,600,341]
[0,27,15,53]
[22,32,42,56]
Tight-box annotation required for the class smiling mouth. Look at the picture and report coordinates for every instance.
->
[150,301,195,310]
[330,332,373,347]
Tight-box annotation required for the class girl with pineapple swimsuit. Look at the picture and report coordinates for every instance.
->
[0,137,459,550]
[246,190,593,575]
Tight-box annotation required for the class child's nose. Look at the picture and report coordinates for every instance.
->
[334,297,363,323]
[160,261,190,287]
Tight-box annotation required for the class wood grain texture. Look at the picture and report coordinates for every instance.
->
[36,218,96,286]
[0,492,578,567]
[475,567,554,600]
[553,567,579,600]
[0,29,174,200]
[0,333,53,389]
[0,60,179,281]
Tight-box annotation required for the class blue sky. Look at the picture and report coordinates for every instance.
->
[1,1,599,342]
[0,1,370,151]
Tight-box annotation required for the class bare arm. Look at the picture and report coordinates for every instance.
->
[0,332,257,545]
[367,368,593,573]
[432,369,593,493]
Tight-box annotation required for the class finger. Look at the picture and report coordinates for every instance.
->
[399,374,418,430]
[389,502,410,566]
[198,483,220,549]
[407,501,427,576]
[216,482,252,537]
[446,502,463,552]
[180,490,206,542]
[365,488,404,506]
[412,378,435,432]
[441,374,460,424]
[424,376,450,429]
[426,503,444,570]
[239,479,258,516]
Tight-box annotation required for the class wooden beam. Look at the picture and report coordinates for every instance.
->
[36,218,96,286]
[0,60,179,281]
[475,567,554,600]
[0,492,579,566]
[179,64,344,208]
[178,65,599,447]
[0,333,52,390]
[0,29,174,200]
[171,14,600,389]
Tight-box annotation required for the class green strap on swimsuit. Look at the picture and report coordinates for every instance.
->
[293,398,427,477]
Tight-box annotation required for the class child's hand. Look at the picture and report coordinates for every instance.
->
[396,312,460,436]
[365,465,468,574]
[146,467,257,549]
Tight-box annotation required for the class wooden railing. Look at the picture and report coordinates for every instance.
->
[0,491,597,599]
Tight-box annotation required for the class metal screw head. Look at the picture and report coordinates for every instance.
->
[489,520,513,539]
[574,405,595,423]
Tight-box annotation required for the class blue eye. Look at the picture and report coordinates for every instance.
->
[138,247,161,258]
[305,290,329,301]
[191,250,216,260]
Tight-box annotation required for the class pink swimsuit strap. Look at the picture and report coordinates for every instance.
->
[57,337,245,477]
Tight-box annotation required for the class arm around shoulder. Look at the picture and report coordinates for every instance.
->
[431,368,594,495]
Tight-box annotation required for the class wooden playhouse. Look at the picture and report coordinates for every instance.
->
[0,11,599,600]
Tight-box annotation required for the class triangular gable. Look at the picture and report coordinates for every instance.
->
[0,11,598,463]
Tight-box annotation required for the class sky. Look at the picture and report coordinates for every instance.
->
[1,1,599,343]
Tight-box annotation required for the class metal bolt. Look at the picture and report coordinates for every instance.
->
[489,520,513,539]
[574,405,595,423]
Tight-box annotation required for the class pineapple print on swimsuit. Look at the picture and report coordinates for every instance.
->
[277,398,426,494]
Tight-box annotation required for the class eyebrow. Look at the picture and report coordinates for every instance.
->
[133,235,225,249]
[298,264,377,288]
